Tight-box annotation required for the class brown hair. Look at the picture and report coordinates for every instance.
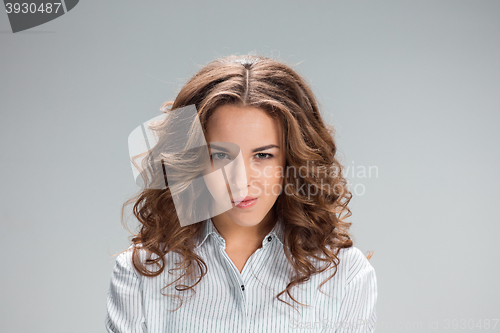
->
[120,53,373,311]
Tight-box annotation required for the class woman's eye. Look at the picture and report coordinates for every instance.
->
[212,153,230,160]
[255,153,273,159]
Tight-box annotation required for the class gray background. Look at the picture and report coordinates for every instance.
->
[1,0,499,332]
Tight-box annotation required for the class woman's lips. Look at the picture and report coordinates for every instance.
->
[231,196,256,204]
[233,198,257,209]
[231,196,257,209]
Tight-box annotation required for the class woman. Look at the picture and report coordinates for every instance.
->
[105,54,377,333]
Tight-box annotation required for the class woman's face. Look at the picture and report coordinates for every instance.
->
[203,104,286,227]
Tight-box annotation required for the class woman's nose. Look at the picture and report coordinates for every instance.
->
[224,152,256,191]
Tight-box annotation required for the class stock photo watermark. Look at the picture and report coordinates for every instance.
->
[3,0,79,33]
[376,318,499,331]
[245,159,379,199]
[289,318,371,330]
[289,318,499,331]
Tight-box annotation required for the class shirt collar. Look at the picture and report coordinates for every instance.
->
[196,215,285,249]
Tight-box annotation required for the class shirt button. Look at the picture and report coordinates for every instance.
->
[267,236,272,242]
[241,285,245,291]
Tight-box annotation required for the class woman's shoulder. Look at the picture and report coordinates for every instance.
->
[113,244,182,276]
[112,245,143,277]
[319,245,375,281]
[315,245,376,298]
[336,246,368,263]
[335,246,376,284]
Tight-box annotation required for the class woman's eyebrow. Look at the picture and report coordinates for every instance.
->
[252,144,280,153]
[208,143,229,152]
[208,143,280,153]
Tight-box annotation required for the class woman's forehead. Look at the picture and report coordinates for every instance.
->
[206,105,282,144]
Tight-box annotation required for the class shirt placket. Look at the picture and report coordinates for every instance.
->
[211,228,278,333]
[240,234,274,280]
[216,238,249,333]
[240,235,275,333]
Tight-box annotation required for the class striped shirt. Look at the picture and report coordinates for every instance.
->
[105,217,377,333]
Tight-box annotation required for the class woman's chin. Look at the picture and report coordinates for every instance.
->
[225,213,263,227]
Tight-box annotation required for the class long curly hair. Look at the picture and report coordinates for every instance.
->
[119,53,373,311]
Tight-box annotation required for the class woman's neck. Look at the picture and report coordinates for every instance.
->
[211,210,276,251]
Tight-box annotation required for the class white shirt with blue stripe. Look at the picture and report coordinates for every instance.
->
[105,216,377,332]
